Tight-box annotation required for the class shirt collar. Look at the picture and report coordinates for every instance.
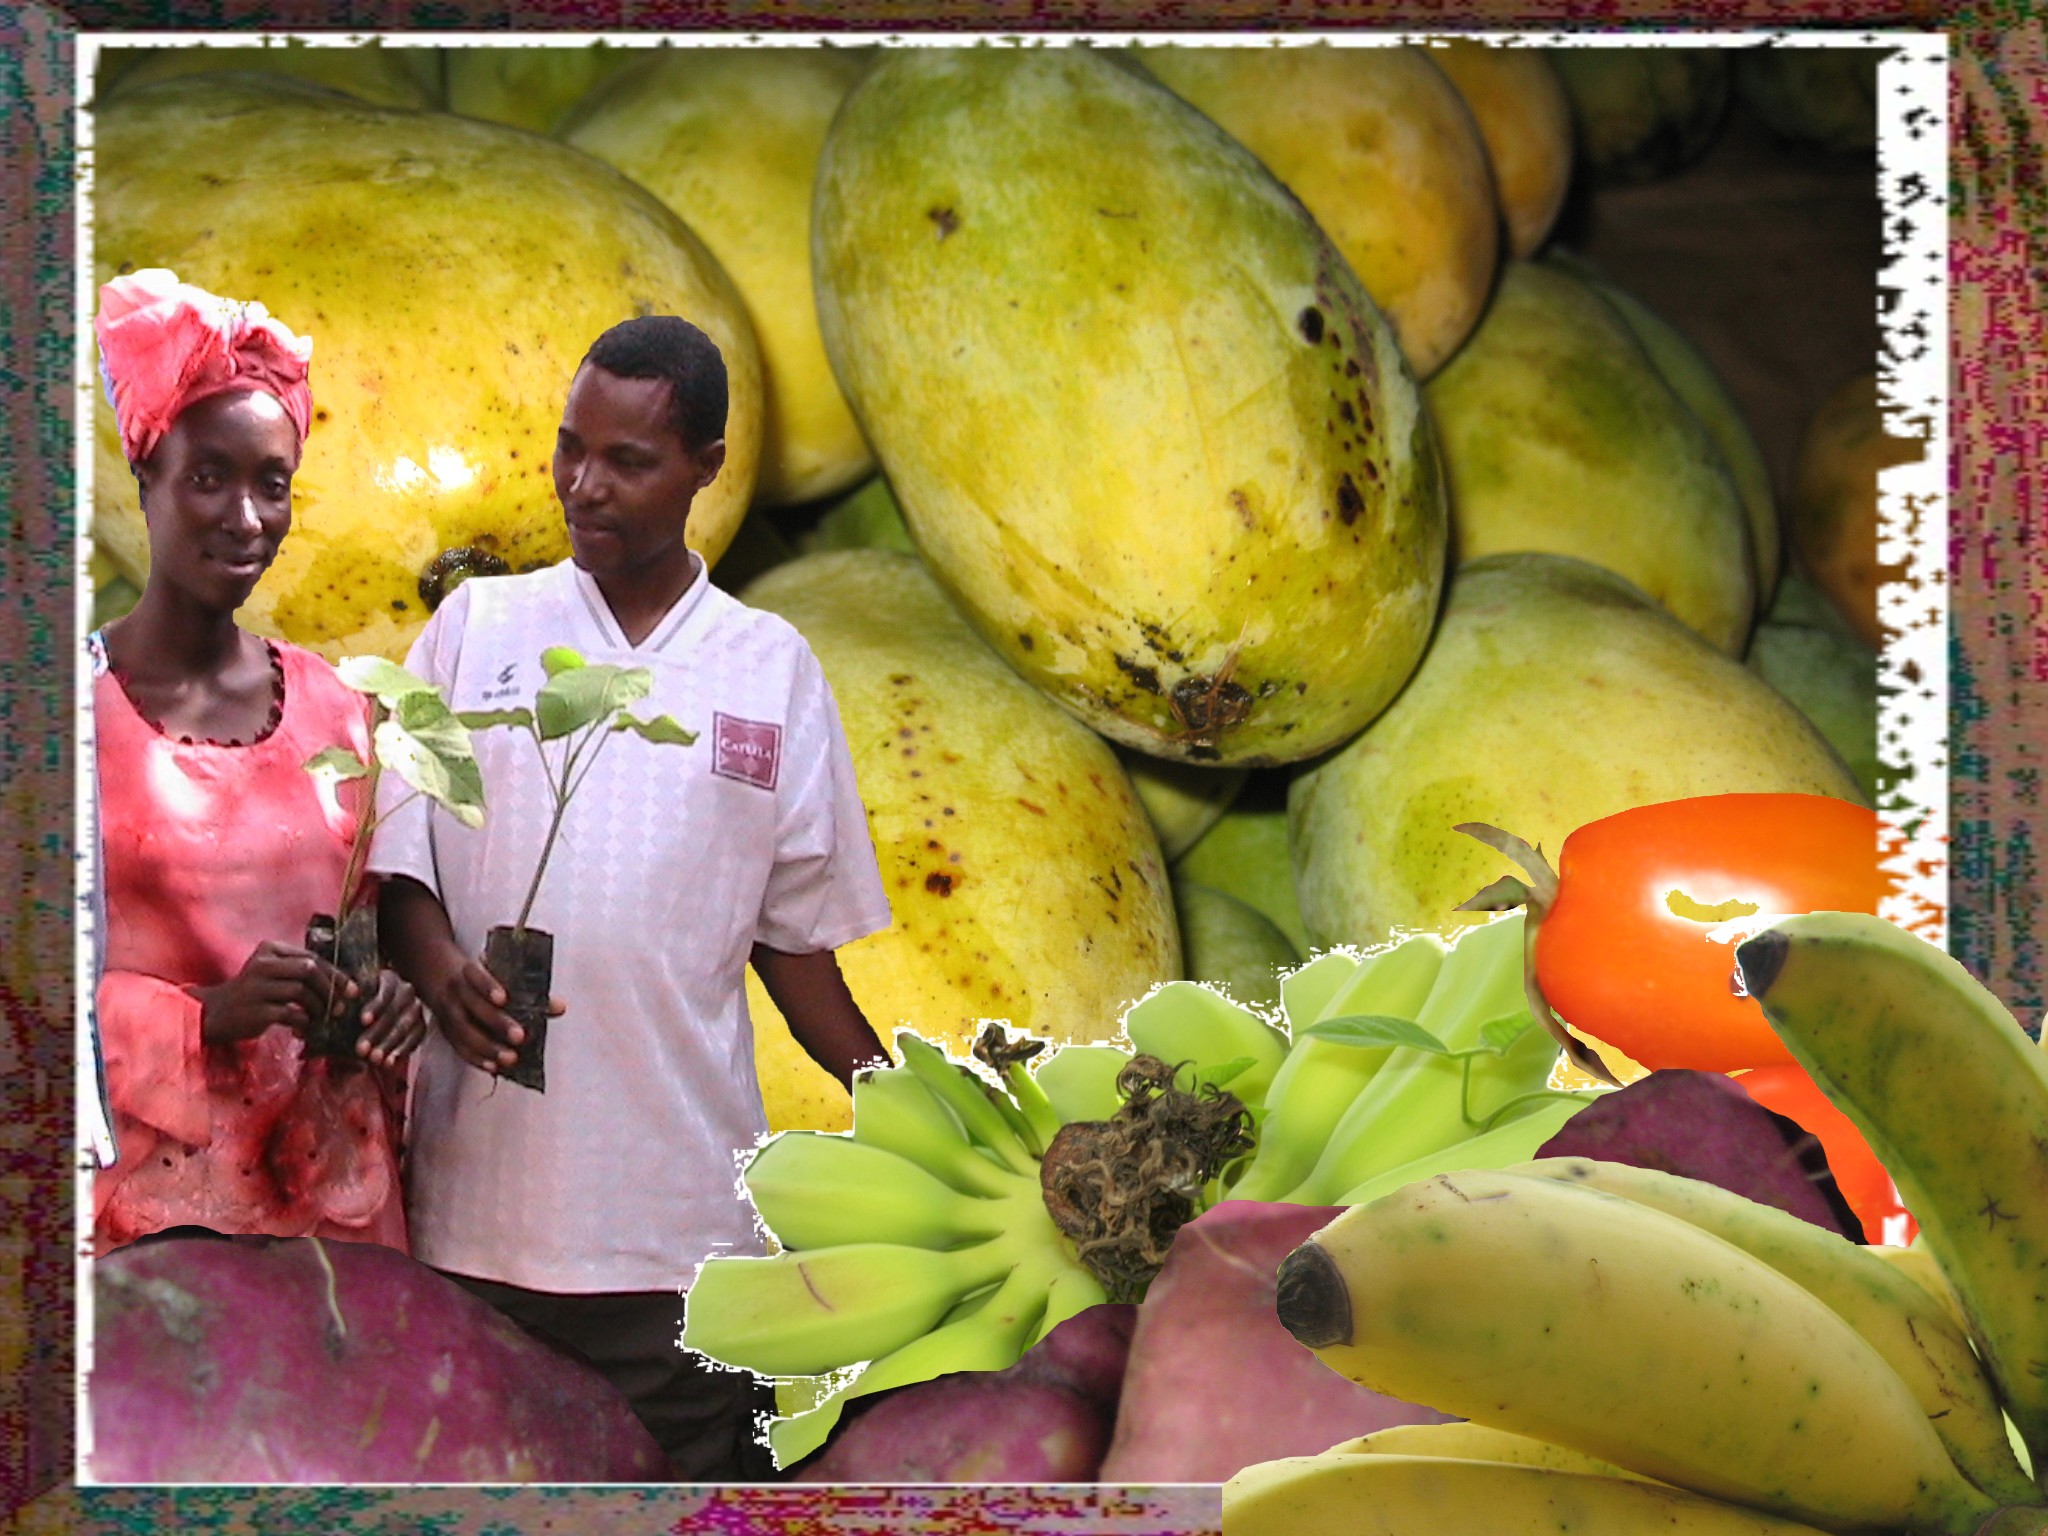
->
[569,551,710,655]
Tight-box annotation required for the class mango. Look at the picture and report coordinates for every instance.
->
[444,42,640,135]
[1121,752,1249,862]
[794,474,916,558]
[1289,552,1863,949]
[97,44,441,109]
[1788,370,1924,650]
[91,75,762,663]
[812,47,1446,766]
[1551,252,1780,600]
[1734,46,1880,155]
[565,49,877,507]
[1747,573,1880,802]
[1174,878,1300,1012]
[1173,781,1310,956]
[1425,260,1755,655]
[1550,46,1731,185]
[1140,43,1498,379]
[1425,40,1573,260]
[741,550,1180,1132]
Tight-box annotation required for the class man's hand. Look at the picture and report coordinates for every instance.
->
[354,968,430,1069]
[193,939,353,1046]
[751,944,889,1092]
[419,954,531,1075]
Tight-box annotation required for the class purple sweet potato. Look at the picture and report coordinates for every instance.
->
[1096,1201,1451,1483]
[789,1301,1136,1484]
[1535,1068,1863,1239]
[88,1233,671,1483]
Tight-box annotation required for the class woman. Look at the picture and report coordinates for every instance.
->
[90,269,425,1255]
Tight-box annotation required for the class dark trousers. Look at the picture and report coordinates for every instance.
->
[441,1269,779,1482]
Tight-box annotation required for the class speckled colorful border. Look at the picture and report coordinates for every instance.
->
[4,5,2039,1530]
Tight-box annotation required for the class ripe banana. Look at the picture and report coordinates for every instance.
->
[1322,1420,1654,1481]
[1283,914,1556,1204]
[1228,932,1447,1203]
[1737,912,2048,1486]
[1122,979,1289,1107]
[1866,1241,1969,1334]
[742,1131,1027,1252]
[1224,1453,1841,1535]
[1276,1168,2000,1534]
[1518,1155,2036,1506]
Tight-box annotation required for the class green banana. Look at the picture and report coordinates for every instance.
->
[682,1227,1037,1378]
[1228,932,1447,1203]
[742,1131,1026,1252]
[1519,1155,2037,1506]
[1737,912,2048,1487]
[1122,979,1289,1107]
[1283,915,1556,1204]
[1277,1168,2001,1534]
[1328,1091,1598,1207]
[849,1065,1026,1199]
[1225,1454,1843,1535]
[1277,950,1364,1037]
[1032,1043,1131,1124]
[895,1032,1038,1177]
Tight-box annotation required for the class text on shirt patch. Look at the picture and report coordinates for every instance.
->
[480,662,524,704]
[713,712,781,791]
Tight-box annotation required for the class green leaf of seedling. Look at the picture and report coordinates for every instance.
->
[536,662,654,739]
[614,711,698,746]
[303,745,370,786]
[375,694,486,829]
[456,707,535,731]
[1303,1014,1451,1056]
[540,646,586,677]
[336,655,439,705]
[1477,1012,1539,1056]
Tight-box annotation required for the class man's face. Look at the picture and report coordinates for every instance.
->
[552,364,725,587]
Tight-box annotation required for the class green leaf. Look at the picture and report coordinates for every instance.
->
[336,655,438,704]
[1199,1056,1258,1090]
[303,745,369,785]
[535,662,654,740]
[456,706,535,731]
[374,695,486,829]
[541,646,585,677]
[1302,1014,1451,1056]
[614,711,698,746]
[1477,1012,1539,1056]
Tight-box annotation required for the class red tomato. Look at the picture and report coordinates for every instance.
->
[1534,794,1893,1073]
[1734,1062,1916,1245]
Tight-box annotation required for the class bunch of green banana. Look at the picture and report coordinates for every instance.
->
[1229,909,2048,1536]
[1226,913,1599,1206]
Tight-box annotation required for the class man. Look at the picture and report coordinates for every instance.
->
[373,314,892,1479]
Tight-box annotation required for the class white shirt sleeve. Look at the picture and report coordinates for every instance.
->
[754,643,892,955]
[366,582,474,894]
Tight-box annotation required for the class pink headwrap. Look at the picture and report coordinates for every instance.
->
[95,269,315,468]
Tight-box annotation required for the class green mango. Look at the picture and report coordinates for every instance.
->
[1122,752,1250,862]
[98,44,441,109]
[1173,780,1310,956]
[1746,573,1880,801]
[812,47,1446,766]
[444,42,640,135]
[1425,260,1756,655]
[1289,552,1864,950]
[1734,46,1879,155]
[1173,878,1301,1013]
[1549,46,1731,185]
[565,48,877,507]
[741,550,1180,1133]
[91,74,763,663]
[794,474,917,558]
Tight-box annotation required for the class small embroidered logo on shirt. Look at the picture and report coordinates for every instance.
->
[713,712,781,791]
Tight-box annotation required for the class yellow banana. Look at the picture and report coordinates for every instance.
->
[1737,912,2048,1484]
[1518,1155,2036,1506]
[682,1228,1034,1378]
[1122,980,1289,1106]
[850,1065,1028,1199]
[743,1131,1028,1252]
[1223,1454,1840,1536]
[1867,1241,1969,1334]
[1276,1168,2000,1534]
[1229,933,1447,1202]
[1322,1420,1654,1481]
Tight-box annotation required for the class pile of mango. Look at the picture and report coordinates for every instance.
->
[88,40,1905,1129]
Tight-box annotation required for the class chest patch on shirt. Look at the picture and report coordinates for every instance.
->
[712,712,782,790]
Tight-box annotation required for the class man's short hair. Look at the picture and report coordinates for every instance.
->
[581,315,728,452]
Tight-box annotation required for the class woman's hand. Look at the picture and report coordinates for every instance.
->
[194,939,353,1046]
[354,968,429,1068]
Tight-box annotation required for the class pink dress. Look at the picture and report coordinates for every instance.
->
[92,636,408,1255]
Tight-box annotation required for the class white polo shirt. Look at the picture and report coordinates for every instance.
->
[370,558,891,1293]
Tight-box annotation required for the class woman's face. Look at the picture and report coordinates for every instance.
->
[136,389,301,614]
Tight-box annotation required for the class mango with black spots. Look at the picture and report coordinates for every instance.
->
[91,73,762,663]
[741,550,1181,1133]
[812,46,1447,766]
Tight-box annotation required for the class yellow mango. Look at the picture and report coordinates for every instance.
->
[1424,40,1573,260]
